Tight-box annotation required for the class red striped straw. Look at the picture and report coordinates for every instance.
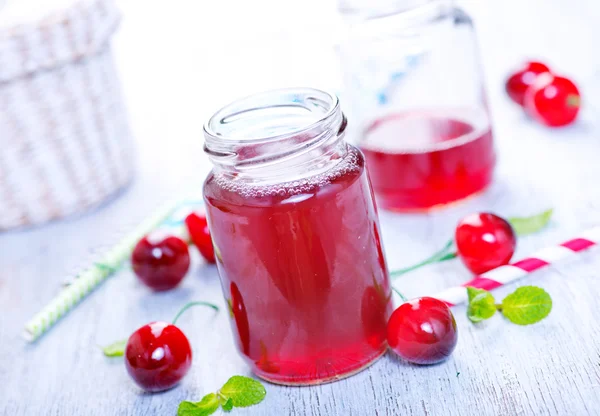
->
[432,227,600,306]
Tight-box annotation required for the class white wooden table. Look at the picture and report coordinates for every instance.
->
[2,0,600,414]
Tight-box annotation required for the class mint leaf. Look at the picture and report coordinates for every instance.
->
[508,209,553,236]
[222,398,233,412]
[466,287,497,323]
[178,393,220,416]
[178,375,266,415]
[101,339,127,357]
[500,286,552,325]
[220,376,266,407]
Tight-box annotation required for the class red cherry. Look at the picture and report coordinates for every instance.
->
[185,212,216,263]
[387,297,457,365]
[524,74,581,127]
[131,233,190,291]
[125,321,192,392]
[505,61,551,106]
[455,213,516,275]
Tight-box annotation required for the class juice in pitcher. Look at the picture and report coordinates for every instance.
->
[360,109,495,210]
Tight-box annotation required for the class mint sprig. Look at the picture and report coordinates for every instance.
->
[466,287,496,323]
[466,285,552,325]
[101,339,127,357]
[220,375,266,407]
[500,286,552,325]
[178,376,266,416]
[178,393,220,416]
[508,209,553,236]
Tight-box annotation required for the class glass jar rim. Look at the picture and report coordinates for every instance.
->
[203,88,340,146]
[202,88,347,180]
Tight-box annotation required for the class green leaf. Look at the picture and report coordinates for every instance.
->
[222,398,234,412]
[178,393,220,416]
[508,209,553,236]
[466,287,497,323]
[500,286,552,325]
[101,339,127,357]
[220,376,266,407]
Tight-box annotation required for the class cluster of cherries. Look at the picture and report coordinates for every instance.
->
[505,61,580,127]
[123,212,218,392]
[386,212,516,365]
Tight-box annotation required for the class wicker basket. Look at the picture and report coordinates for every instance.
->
[0,0,134,230]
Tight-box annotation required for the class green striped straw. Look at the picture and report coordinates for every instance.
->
[23,197,202,342]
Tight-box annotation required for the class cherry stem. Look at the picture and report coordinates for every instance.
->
[390,239,455,279]
[391,286,408,302]
[437,252,458,262]
[172,301,219,325]
[567,94,581,108]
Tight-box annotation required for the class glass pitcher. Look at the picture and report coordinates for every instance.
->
[337,0,496,211]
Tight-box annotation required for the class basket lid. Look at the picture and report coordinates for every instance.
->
[0,0,120,83]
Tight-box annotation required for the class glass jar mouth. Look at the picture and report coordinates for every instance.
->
[204,88,340,146]
[203,88,346,180]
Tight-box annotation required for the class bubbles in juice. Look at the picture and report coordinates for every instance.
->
[203,147,392,385]
[360,109,496,211]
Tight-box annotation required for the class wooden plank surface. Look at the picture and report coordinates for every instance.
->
[2,0,600,414]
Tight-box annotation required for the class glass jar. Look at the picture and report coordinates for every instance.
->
[337,0,496,211]
[203,88,392,385]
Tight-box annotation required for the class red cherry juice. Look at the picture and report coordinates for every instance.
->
[360,110,495,211]
[203,147,392,385]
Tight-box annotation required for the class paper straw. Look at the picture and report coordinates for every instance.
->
[431,226,600,306]
[23,197,204,342]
